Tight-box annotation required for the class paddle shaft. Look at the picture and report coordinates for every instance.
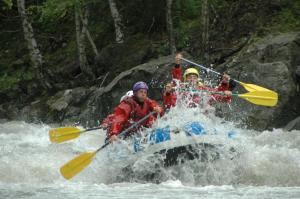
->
[181,58,242,84]
[178,88,234,95]
[95,111,156,154]
[82,126,103,133]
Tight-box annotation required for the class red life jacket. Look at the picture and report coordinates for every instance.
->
[108,96,162,137]
[218,80,232,91]
[122,96,153,126]
[172,66,182,81]
[163,92,177,110]
[180,85,207,108]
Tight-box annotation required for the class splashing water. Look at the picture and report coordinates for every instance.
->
[1,106,300,198]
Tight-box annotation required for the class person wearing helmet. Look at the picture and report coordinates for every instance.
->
[163,83,177,111]
[163,53,236,109]
[108,82,163,142]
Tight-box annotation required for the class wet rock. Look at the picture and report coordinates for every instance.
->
[4,104,20,120]
[43,87,92,123]
[284,116,300,131]
[0,104,7,118]
[47,90,72,112]
[296,66,300,77]
[219,32,300,130]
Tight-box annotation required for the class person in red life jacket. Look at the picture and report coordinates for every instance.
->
[108,82,163,142]
[100,90,134,130]
[163,53,236,108]
[210,73,237,103]
[162,83,177,111]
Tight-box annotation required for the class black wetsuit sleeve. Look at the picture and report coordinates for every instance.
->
[229,79,237,90]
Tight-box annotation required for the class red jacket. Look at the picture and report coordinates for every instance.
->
[172,65,182,80]
[163,91,177,110]
[162,64,234,108]
[108,96,163,138]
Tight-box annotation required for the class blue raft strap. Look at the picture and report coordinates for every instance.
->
[184,122,205,136]
[149,126,171,144]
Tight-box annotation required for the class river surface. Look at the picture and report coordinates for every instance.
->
[1,107,300,199]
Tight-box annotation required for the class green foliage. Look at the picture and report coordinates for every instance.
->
[274,0,300,31]
[0,73,19,91]
[176,20,198,50]
[175,0,201,19]
[39,0,76,24]
[1,0,12,10]
[0,70,34,91]
[44,40,77,69]
[38,0,98,24]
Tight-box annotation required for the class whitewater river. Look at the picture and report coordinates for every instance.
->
[1,108,300,199]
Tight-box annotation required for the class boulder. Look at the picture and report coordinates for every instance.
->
[284,116,300,131]
[218,32,300,130]
[43,87,92,124]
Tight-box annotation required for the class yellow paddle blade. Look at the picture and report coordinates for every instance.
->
[49,127,82,143]
[239,81,273,92]
[60,152,96,180]
[238,90,278,107]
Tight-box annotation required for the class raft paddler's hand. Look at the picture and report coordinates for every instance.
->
[175,53,182,64]
[109,135,118,142]
[153,106,163,114]
[224,90,232,96]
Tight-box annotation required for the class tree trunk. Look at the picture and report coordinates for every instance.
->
[75,6,94,79]
[201,0,209,63]
[85,29,99,56]
[166,0,176,55]
[16,0,51,89]
[75,6,87,75]
[79,8,99,56]
[108,0,124,43]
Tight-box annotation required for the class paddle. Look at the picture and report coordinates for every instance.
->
[60,111,156,180]
[49,126,103,143]
[180,57,276,93]
[235,90,278,107]
[178,88,278,107]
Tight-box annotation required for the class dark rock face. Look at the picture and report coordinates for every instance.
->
[95,39,157,80]
[284,116,300,131]
[44,87,94,124]
[218,32,300,130]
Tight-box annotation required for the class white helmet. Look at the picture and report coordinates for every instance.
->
[120,90,133,102]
